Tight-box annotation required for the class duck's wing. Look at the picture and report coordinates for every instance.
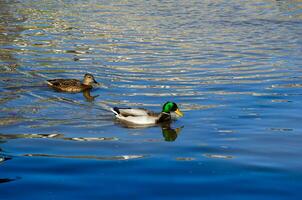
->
[111,107,162,125]
[111,107,154,117]
[116,115,159,125]
[47,79,81,87]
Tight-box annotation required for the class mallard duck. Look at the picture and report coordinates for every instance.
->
[111,102,184,127]
[47,73,98,92]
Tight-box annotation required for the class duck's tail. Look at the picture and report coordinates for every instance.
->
[46,80,54,86]
[110,107,120,116]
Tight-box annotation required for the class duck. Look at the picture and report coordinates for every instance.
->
[111,102,184,127]
[47,73,98,92]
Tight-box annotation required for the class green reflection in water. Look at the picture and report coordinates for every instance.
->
[162,124,183,142]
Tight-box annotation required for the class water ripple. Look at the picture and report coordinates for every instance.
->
[0,0,302,199]
[0,133,118,142]
[23,153,146,161]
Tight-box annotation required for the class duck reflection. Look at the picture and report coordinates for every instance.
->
[115,121,184,142]
[82,89,99,102]
[0,156,11,164]
[0,177,20,184]
[0,156,16,184]
[161,123,184,142]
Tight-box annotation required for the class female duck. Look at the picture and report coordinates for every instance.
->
[47,73,98,92]
[111,102,184,126]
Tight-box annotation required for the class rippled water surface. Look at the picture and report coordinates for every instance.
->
[1,0,302,199]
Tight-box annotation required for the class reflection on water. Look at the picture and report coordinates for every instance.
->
[0,0,302,199]
[161,124,183,142]
[82,89,99,102]
[0,149,19,185]
[175,157,196,161]
[46,87,99,102]
[23,153,145,161]
[0,116,25,126]
[113,117,184,141]
[0,156,13,184]
[0,157,11,164]
[0,177,20,184]
[0,1,25,67]
[0,133,118,142]
[203,154,234,159]
[111,119,184,141]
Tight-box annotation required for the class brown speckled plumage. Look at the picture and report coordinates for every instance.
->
[47,74,98,93]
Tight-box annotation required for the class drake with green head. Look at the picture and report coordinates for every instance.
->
[47,73,98,93]
[111,102,184,127]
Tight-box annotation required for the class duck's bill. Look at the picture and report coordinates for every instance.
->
[93,80,100,85]
[175,109,184,117]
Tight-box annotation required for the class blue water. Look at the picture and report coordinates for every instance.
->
[1,0,302,199]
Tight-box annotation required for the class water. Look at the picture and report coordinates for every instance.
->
[1,0,302,199]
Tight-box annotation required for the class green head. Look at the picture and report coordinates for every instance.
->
[162,102,184,117]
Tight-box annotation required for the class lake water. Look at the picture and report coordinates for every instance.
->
[1,0,302,199]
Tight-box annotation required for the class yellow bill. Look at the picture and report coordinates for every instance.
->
[175,108,184,117]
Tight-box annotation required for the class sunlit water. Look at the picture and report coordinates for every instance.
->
[1,0,302,199]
